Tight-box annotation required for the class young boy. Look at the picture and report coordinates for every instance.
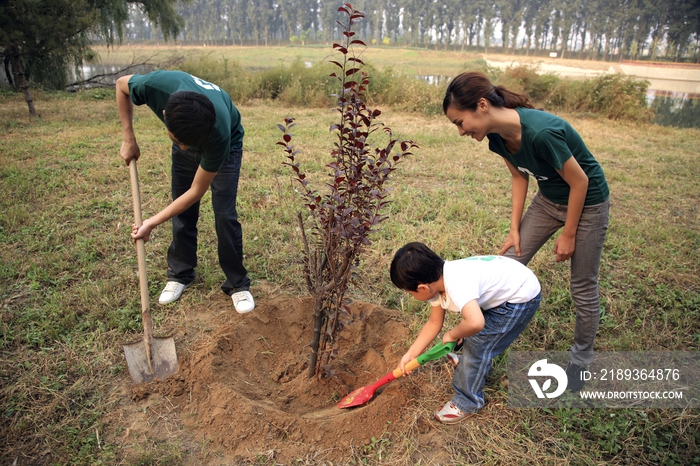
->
[390,242,541,424]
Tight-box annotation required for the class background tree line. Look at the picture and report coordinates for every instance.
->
[1,0,697,116]
[124,0,700,62]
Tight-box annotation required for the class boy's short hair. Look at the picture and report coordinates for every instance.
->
[390,242,445,291]
[164,91,216,146]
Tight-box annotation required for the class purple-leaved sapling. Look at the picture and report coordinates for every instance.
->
[278,3,418,378]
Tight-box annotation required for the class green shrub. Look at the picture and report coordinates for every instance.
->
[364,66,445,115]
[275,60,336,107]
[179,54,254,103]
[254,65,295,100]
[566,74,653,121]
[500,64,562,104]
[461,58,493,74]
[495,66,653,122]
[176,54,652,122]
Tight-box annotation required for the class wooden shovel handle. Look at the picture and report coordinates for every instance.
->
[129,161,153,369]
[391,358,420,379]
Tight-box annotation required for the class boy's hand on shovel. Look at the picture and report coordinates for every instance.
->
[399,352,418,376]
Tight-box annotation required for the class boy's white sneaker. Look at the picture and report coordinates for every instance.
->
[158,281,190,305]
[435,401,474,424]
[446,352,460,366]
[232,290,255,314]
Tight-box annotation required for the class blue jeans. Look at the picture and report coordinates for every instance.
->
[451,293,541,413]
[167,143,250,296]
[503,192,610,366]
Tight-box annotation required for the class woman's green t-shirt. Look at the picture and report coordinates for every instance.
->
[488,107,609,206]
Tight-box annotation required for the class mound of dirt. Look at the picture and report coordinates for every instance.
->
[129,296,437,462]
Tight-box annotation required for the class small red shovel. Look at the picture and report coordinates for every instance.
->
[337,340,457,409]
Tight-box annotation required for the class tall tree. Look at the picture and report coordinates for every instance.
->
[319,0,341,42]
[521,0,541,54]
[457,0,479,50]
[400,0,425,45]
[384,0,401,43]
[0,0,181,115]
[482,6,496,52]
[279,0,299,39]
[533,0,552,51]
[556,0,578,58]
[228,0,249,45]
[666,0,700,59]
[497,0,524,51]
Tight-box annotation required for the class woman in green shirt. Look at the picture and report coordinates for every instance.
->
[443,71,610,391]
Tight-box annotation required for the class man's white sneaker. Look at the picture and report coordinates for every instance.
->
[232,290,255,314]
[158,281,189,305]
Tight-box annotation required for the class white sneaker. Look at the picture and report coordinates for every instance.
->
[446,352,460,366]
[232,290,255,314]
[158,281,190,305]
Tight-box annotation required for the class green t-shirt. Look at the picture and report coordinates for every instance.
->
[487,107,609,205]
[128,70,244,172]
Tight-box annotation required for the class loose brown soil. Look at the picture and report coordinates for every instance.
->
[107,295,458,463]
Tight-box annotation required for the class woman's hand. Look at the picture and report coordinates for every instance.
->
[500,229,521,256]
[553,231,576,262]
[131,219,154,243]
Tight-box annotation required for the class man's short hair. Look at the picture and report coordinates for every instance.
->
[164,91,216,146]
[390,242,445,291]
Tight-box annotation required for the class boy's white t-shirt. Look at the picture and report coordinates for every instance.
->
[429,255,541,313]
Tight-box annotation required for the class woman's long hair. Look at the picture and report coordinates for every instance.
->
[443,71,534,113]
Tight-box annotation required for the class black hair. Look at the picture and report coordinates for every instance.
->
[164,91,216,146]
[390,242,445,291]
[443,71,534,114]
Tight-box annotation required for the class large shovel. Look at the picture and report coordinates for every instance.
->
[123,160,179,384]
[337,340,457,409]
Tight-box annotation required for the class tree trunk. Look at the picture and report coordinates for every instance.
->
[307,294,325,377]
[8,45,36,116]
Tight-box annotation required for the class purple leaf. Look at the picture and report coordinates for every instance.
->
[333,44,348,54]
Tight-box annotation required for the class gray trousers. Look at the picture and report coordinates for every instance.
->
[504,192,610,366]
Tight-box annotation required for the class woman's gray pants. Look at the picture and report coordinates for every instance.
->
[503,191,610,366]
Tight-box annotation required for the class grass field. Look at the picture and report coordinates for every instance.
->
[1,80,699,465]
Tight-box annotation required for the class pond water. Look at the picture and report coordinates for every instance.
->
[646,90,699,129]
[67,64,156,90]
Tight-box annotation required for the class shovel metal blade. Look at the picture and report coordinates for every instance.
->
[123,336,179,384]
[336,384,377,408]
[337,369,399,409]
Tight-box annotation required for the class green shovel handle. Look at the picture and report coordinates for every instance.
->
[416,341,456,365]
